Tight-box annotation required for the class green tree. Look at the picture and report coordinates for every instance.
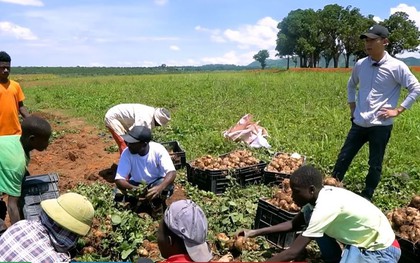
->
[317,4,346,68]
[381,12,420,56]
[253,50,270,69]
[276,9,321,68]
[340,7,375,67]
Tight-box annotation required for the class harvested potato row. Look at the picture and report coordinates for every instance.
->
[191,149,260,170]
[266,179,300,213]
[266,153,304,174]
[386,195,420,244]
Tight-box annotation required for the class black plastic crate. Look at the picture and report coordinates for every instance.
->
[20,173,60,220]
[397,235,419,263]
[263,152,306,185]
[254,198,299,248]
[186,161,266,194]
[22,204,42,221]
[162,141,186,170]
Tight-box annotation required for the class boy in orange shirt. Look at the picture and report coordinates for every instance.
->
[0,51,30,135]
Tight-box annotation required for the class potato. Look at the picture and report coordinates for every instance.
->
[409,195,420,209]
[234,236,245,251]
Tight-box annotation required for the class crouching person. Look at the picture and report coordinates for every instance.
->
[0,192,95,262]
[157,199,213,262]
[259,165,400,262]
[114,126,176,215]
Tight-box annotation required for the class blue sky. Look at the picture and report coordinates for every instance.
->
[1,0,419,67]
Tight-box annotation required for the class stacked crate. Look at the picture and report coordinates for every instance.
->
[20,173,60,220]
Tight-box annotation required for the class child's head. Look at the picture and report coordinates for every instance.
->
[21,115,52,152]
[289,165,323,207]
[0,51,11,63]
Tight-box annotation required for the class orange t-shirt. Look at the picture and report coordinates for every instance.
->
[0,80,25,135]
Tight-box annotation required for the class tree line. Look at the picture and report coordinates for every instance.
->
[254,4,420,69]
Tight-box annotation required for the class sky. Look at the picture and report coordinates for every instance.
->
[1,0,420,67]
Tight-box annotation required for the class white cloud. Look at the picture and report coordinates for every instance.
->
[390,4,420,28]
[195,17,279,66]
[199,17,279,51]
[373,16,383,22]
[170,45,180,51]
[0,21,38,40]
[0,0,43,6]
[223,17,278,50]
[201,51,256,65]
[154,0,168,6]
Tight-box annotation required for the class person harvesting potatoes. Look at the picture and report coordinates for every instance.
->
[0,193,95,262]
[0,115,51,227]
[332,25,420,201]
[156,199,213,262]
[113,126,176,216]
[104,103,171,154]
[238,165,400,263]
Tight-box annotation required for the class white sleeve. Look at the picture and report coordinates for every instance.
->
[347,63,359,103]
[158,145,176,174]
[114,149,132,181]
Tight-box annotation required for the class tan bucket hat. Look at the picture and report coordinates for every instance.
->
[41,192,95,236]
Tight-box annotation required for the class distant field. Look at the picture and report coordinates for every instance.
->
[19,70,420,209]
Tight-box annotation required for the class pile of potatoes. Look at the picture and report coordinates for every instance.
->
[265,152,304,174]
[386,195,420,243]
[266,179,300,213]
[191,149,260,170]
[216,232,260,252]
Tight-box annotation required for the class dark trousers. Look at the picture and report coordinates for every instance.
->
[333,122,393,199]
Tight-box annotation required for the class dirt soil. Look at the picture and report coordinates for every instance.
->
[27,111,119,191]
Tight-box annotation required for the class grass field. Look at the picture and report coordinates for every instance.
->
[15,70,420,260]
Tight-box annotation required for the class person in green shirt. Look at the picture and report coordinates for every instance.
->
[0,115,52,227]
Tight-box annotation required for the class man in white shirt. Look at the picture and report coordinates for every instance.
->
[332,25,420,200]
[114,125,176,215]
[105,103,171,154]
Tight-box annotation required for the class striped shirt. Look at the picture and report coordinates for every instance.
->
[348,52,420,127]
[0,219,71,263]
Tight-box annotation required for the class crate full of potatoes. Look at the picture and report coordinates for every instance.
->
[186,149,266,194]
[254,179,301,248]
[386,195,420,263]
[263,152,305,185]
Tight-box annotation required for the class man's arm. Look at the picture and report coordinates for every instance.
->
[237,212,306,238]
[266,234,312,262]
[7,195,21,224]
[146,171,176,199]
[18,101,30,118]
[115,179,137,191]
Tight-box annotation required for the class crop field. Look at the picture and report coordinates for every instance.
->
[17,70,420,261]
